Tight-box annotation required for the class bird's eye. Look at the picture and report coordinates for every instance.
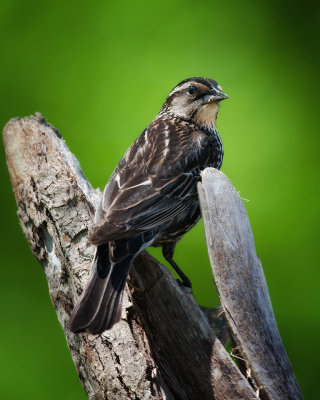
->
[188,85,197,95]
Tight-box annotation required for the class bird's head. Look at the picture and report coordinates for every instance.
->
[161,77,228,129]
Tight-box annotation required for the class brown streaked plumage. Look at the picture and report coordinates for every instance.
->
[70,77,228,334]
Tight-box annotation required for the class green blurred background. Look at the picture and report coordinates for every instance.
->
[1,0,319,398]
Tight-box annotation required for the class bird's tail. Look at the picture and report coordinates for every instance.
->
[69,242,134,334]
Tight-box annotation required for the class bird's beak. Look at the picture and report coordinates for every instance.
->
[202,88,229,104]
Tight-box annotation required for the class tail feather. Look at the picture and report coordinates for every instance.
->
[87,256,132,333]
[70,233,154,334]
[69,244,111,332]
[69,245,133,334]
[69,270,108,332]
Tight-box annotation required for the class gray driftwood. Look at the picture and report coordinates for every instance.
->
[2,114,302,399]
[198,169,303,400]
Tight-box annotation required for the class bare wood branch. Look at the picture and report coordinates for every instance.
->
[198,168,303,400]
[3,115,256,400]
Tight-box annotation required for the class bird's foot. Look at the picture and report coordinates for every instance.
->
[176,279,193,295]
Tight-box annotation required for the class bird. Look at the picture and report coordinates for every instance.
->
[70,77,228,334]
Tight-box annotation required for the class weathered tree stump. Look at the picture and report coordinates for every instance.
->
[2,114,302,400]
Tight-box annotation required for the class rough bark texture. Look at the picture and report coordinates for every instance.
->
[198,169,303,400]
[4,115,303,400]
[3,115,258,400]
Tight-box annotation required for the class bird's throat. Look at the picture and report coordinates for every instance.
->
[194,103,219,129]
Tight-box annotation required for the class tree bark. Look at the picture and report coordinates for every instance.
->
[2,114,302,399]
[198,169,303,400]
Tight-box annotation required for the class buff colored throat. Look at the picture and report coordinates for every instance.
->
[194,103,219,128]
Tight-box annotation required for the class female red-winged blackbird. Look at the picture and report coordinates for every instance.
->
[70,77,228,334]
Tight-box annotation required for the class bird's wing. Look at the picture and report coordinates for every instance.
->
[90,118,212,244]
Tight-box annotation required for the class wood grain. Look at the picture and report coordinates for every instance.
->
[198,168,303,400]
[3,115,257,399]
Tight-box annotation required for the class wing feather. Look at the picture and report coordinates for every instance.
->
[90,119,212,244]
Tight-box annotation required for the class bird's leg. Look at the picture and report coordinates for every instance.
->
[162,243,192,288]
[168,258,192,289]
